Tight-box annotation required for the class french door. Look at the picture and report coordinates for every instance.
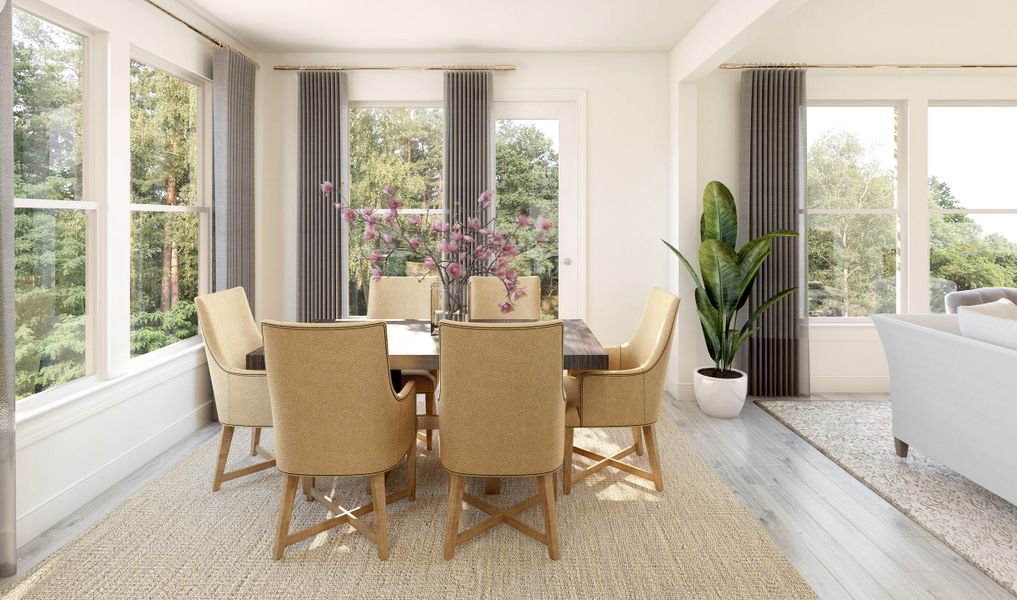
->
[493,100,581,318]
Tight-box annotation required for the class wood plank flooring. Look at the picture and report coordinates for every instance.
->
[665,395,1012,600]
[4,396,1010,599]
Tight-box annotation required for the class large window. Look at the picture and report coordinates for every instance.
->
[13,9,91,399]
[346,106,443,315]
[928,106,1017,312]
[129,59,203,357]
[495,119,560,318]
[806,106,900,318]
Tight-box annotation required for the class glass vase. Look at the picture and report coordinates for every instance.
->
[431,280,469,335]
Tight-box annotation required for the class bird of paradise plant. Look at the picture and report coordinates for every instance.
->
[663,181,798,377]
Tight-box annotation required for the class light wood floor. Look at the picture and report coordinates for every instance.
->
[3,395,1010,599]
[665,395,1012,600]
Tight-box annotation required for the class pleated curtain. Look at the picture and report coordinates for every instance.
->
[443,70,494,247]
[297,71,347,322]
[212,48,256,311]
[0,0,17,576]
[739,68,809,397]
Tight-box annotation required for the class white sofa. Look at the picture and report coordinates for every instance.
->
[873,313,1017,506]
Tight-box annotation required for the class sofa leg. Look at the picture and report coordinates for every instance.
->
[894,437,909,458]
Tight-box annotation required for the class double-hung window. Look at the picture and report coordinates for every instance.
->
[806,104,902,319]
[12,8,92,400]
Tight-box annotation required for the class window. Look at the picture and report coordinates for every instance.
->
[129,59,203,357]
[495,119,560,318]
[928,106,1017,312]
[346,106,443,315]
[13,9,91,399]
[806,105,900,318]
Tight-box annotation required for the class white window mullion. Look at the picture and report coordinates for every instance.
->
[905,97,930,314]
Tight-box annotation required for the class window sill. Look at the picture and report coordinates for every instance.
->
[14,340,209,450]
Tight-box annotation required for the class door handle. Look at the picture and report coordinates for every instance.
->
[562,257,573,266]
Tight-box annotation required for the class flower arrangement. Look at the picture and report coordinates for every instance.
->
[320,181,555,316]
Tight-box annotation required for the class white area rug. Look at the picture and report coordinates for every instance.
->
[2,418,814,599]
[760,398,1017,596]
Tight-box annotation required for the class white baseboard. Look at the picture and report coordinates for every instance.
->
[809,376,889,394]
[17,400,212,546]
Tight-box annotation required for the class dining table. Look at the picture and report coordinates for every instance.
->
[245,318,608,494]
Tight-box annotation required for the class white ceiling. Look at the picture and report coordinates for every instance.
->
[178,0,720,53]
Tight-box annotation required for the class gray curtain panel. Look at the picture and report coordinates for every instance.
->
[0,0,17,576]
[739,68,808,397]
[212,48,256,311]
[443,70,494,236]
[297,71,347,322]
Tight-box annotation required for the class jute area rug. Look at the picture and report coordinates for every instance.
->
[760,398,1017,596]
[3,418,814,599]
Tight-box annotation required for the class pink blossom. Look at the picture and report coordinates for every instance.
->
[536,216,552,231]
[479,228,491,236]
[370,267,383,281]
[408,214,422,225]
[431,221,445,233]
[467,217,481,231]
[501,243,518,258]
[361,208,376,220]
[423,256,437,270]
[516,214,531,227]
[382,184,396,197]
[408,237,420,250]
[363,227,376,242]
[446,262,465,280]
[369,251,382,264]
[499,302,514,314]
[342,208,357,223]
[320,181,334,195]
[512,288,527,301]
[382,234,395,246]
[451,230,463,242]
[478,190,492,210]
[384,210,397,224]
[458,252,466,262]
[333,202,343,209]
[505,268,518,281]
[387,197,402,210]
[440,240,459,253]
[411,269,422,278]
[462,235,475,244]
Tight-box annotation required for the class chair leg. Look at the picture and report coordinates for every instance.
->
[212,426,235,492]
[302,476,316,502]
[273,475,299,559]
[894,437,910,458]
[632,426,643,456]
[642,424,663,492]
[537,473,561,560]
[250,427,261,456]
[369,474,389,560]
[443,474,466,560]
[562,427,574,495]
[552,471,558,502]
[425,393,436,451]
[407,441,417,501]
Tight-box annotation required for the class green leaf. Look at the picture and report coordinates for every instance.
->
[740,287,797,335]
[700,181,738,247]
[699,239,742,314]
[695,288,722,362]
[662,239,705,294]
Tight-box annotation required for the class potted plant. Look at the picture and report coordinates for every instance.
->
[663,181,797,418]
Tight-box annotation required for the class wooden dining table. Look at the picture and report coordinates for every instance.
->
[245,318,608,494]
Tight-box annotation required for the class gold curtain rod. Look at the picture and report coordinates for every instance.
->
[720,63,1017,70]
[272,65,517,72]
[142,0,261,69]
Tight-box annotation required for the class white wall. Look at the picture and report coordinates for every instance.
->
[12,0,253,545]
[255,51,672,348]
[674,0,1017,395]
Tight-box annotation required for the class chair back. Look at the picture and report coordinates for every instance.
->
[439,321,564,476]
[367,276,438,320]
[945,287,1017,314]
[468,276,542,320]
[195,287,261,371]
[262,320,413,476]
[624,288,680,420]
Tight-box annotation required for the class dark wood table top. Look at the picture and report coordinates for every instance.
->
[245,318,608,372]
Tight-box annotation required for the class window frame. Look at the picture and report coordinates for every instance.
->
[805,100,909,324]
[125,51,212,361]
[11,5,99,411]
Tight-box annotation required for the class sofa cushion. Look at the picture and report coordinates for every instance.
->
[957,298,1017,351]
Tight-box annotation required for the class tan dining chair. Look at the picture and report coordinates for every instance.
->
[195,287,276,492]
[367,276,439,450]
[262,320,417,560]
[468,275,542,320]
[439,320,565,560]
[561,287,679,495]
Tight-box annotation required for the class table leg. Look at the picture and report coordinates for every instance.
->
[483,477,501,495]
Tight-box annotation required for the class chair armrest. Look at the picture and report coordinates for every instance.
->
[394,380,416,402]
[574,370,649,426]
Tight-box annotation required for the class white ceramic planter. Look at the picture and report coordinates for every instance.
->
[693,367,748,419]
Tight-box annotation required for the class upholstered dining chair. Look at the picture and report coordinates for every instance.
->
[262,320,417,560]
[561,287,679,495]
[468,275,542,320]
[195,287,275,492]
[438,320,565,560]
[367,276,439,451]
